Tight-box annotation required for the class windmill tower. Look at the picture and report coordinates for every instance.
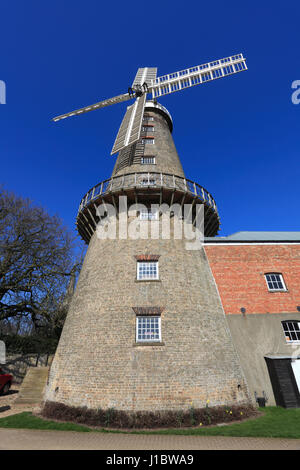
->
[45,54,252,411]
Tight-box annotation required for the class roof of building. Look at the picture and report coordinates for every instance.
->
[204,231,300,243]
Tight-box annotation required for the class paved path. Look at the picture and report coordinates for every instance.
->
[1,390,299,450]
[0,428,299,450]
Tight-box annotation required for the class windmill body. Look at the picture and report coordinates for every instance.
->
[44,54,252,411]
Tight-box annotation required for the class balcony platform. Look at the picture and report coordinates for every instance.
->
[76,172,220,243]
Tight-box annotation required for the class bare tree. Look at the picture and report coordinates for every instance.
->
[0,187,82,337]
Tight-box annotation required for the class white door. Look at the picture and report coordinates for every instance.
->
[291,360,300,393]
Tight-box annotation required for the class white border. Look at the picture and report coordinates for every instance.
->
[136,316,161,342]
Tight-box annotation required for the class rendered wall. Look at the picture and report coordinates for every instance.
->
[226,313,300,405]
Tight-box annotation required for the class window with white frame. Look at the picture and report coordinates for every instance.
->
[142,126,155,132]
[142,138,154,145]
[141,156,156,165]
[265,273,287,291]
[282,321,300,343]
[141,178,156,186]
[142,116,154,122]
[137,261,159,280]
[136,316,161,342]
[139,208,158,220]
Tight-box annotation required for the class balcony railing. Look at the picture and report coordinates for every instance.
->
[78,172,218,215]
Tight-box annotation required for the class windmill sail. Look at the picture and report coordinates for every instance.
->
[52,93,133,122]
[53,55,248,158]
[132,67,157,87]
[150,54,247,99]
[111,94,147,155]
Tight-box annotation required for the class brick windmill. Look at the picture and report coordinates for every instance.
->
[45,54,251,411]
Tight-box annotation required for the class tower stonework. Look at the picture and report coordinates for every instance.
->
[112,102,184,178]
[45,102,251,410]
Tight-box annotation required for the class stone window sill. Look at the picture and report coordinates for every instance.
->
[268,290,289,293]
[133,342,165,347]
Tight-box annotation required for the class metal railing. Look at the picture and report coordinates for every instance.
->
[78,172,218,215]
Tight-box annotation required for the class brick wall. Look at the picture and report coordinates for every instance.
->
[45,105,252,412]
[44,219,252,411]
[112,109,185,178]
[204,244,300,314]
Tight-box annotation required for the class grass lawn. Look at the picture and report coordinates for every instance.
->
[0,412,93,433]
[144,407,300,439]
[0,407,299,438]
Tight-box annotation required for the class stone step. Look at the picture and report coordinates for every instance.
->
[13,399,40,405]
[17,397,44,401]
[14,367,49,405]
[18,393,45,398]
[18,384,44,388]
[20,383,48,389]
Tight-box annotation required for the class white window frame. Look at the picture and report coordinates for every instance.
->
[264,273,287,292]
[142,126,155,132]
[136,316,161,342]
[142,116,154,122]
[282,321,300,343]
[139,208,158,220]
[141,156,156,165]
[141,178,156,186]
[142,138,155,145]
[137,261,159,280]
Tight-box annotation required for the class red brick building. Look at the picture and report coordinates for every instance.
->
[205,232,300,407]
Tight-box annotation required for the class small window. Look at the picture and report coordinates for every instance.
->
[137,261,159,280]
[282,321,300,343]
[142,116,154,122]
[142,138,154,145]
[142,126,155,132]
[141,156,156,165]
[141,178,156,186]
[136,316,161,342]
[139,208,158,220]
[265,273,287,291]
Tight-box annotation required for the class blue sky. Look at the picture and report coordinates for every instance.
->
[1,1,299,242]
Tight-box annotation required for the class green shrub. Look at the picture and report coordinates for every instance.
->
[41,401,259,429]
[1,334,58,355]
